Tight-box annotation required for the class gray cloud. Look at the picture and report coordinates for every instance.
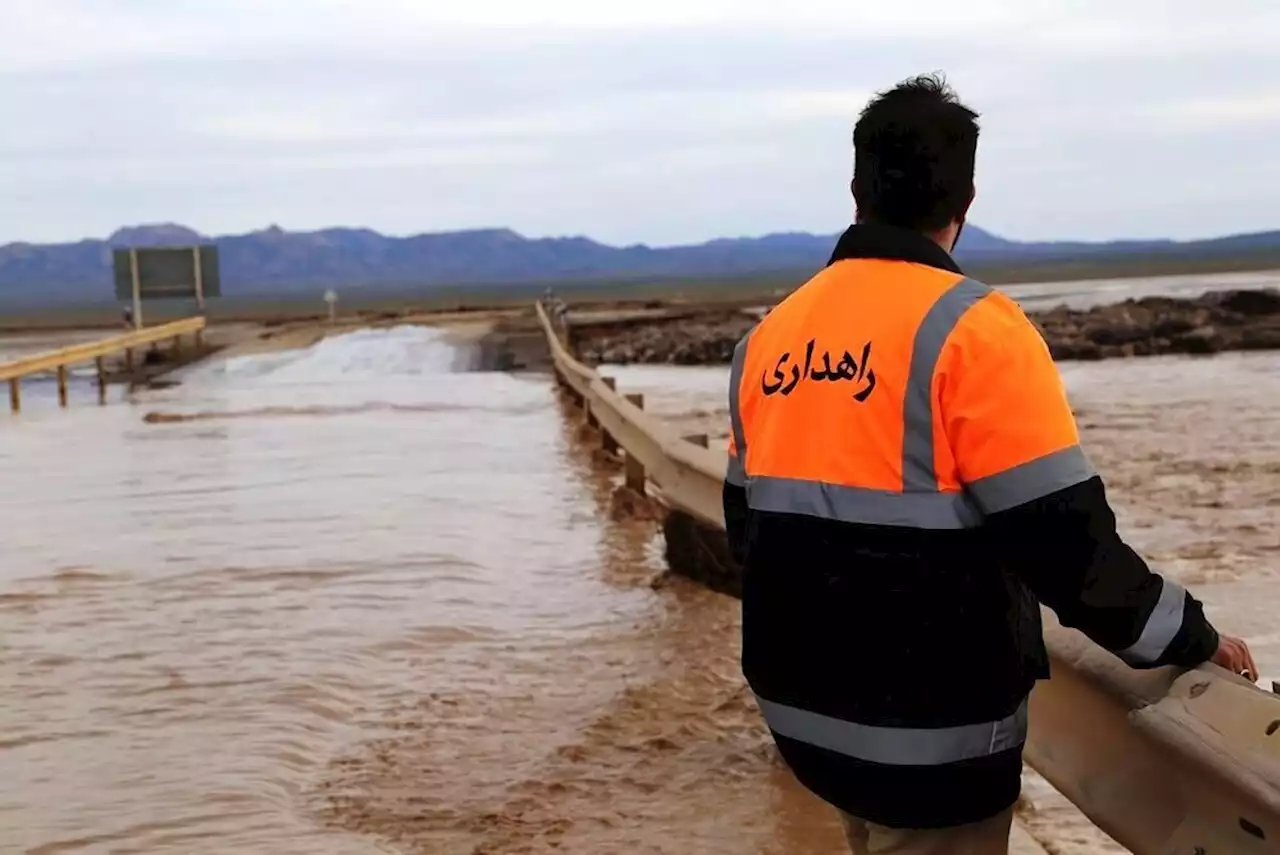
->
[3,0,1278,245]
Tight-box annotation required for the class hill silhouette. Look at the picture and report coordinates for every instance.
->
[1,222,1278,308]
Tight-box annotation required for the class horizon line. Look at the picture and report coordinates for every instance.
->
[5,220,1280,252]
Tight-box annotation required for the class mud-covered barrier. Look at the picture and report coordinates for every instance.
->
[535,299,1280,855]
[662,510,741,599]
[573,288,1280,366]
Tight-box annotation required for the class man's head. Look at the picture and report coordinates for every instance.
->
[852,73,980,251]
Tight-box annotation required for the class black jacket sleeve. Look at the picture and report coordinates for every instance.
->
[723,480,750,567]
[986,475,1219,669]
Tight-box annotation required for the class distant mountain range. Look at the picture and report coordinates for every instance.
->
[2,222,1280,308]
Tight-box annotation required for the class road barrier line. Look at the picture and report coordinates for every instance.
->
[534,299,1280,855]
[0,316,207,412]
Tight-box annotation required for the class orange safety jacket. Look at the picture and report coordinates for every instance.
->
[724,223,1219,829]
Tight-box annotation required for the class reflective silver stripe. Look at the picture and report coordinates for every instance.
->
[1119,576,1187,665]
[757,695,1028,766]
[728,334,750,466]
[738,279,992,529]
[966,445,1097,514]
[902,278,992,491]
[726,452,747,487]
[747,475,982,529]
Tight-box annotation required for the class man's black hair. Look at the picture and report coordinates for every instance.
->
[852,73,980,233]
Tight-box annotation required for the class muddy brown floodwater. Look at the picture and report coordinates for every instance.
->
[0,325,848,855]
[1,308,1276,854]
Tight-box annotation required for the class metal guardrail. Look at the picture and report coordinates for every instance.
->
[534,300,1280,854]
[0,316,207,412]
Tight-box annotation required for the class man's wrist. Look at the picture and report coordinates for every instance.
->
[1167,619,1220,669]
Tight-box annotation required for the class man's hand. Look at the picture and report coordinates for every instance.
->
[1210,634,1259,682]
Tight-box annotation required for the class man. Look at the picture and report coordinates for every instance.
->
[722,74,1257,854]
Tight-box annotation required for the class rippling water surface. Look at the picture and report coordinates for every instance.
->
[0,325,856,855]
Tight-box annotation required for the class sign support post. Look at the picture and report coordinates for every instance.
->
[129,248,143,330]
[192,245,205,312]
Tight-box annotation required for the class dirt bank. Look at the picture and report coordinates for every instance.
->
[572,288,1280,366]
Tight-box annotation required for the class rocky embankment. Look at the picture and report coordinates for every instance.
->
[574,288,1280,365]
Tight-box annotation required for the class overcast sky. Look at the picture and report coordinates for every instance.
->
[4,0,1279,246]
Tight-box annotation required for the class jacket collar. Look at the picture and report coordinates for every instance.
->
[826,223,963,275]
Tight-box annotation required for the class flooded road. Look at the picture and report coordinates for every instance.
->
[0,326,850,855]
[2,281,1276,854]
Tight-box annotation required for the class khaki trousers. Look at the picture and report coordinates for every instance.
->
[841,807,1013,855]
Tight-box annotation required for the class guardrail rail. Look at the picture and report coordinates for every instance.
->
[0,316,207,412]
[534,300,1280,855]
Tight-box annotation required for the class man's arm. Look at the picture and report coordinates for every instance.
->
[724,435,749,566]
[724,332,752,567]
[986,476,1218,668]
[943,296,1223,670]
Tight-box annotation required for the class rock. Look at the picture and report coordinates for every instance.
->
[565,288,1280,367]
[1087,322,1148,346]
[1217,289,1280,316]
[1152,316,1196,338]
[1048,339,1103,360]
[1170,326,1224,355]
[1240,319,1280,350]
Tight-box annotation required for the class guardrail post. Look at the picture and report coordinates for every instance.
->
[599,377,619,454]
[8,379,19,414]
[56,365,68,408]
[96,357,107,405]
[624,393,646,494]
[125,348,135,373]
[683,433,709,447]
[171,335,181,355]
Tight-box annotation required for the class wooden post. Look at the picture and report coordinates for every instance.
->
[192,245,205,312]
[586,404,599,429]
[129,248,143,330]
[624,393,646,493]
[56,365,68,408]
[96,357,107,405]
[8,378,19,414]
[195,328,204,348]
[172,335,181,354]
[683,433,709,448]
[125,348,135,373]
